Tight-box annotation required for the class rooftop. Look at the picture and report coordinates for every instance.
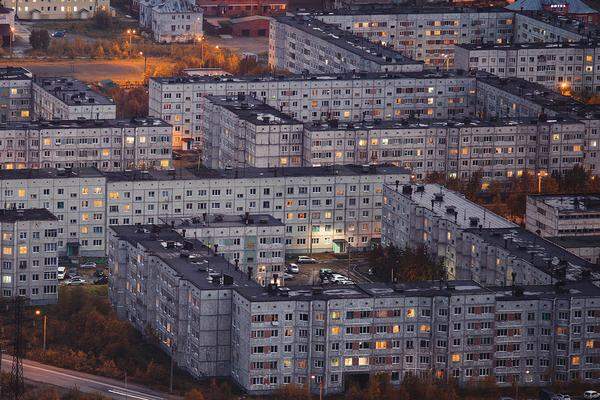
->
[465,227,599,280]
[151,70,471,85]
[0,208,57,223]
[313,4,512,15]
[34,77,114,107]
[457,40,600,51]
[205,95,302,125]
[0,66,33,80]
[516,10,594,36]
[548,235,600,248]
[385,183,516,229]
[153,0,202,13]
[161,214,284,229]
[110,225,260,290]
[235,279,600,302]
[530,194,600,212]
[274,15,422,67]
[506,0,598,14]
[0,167,104,180]
[0,117,170,131]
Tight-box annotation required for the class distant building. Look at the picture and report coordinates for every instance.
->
[0,209,59,305]
[548,235,600,264]
[0,7,15,47]
[196,0,286,17]
[32,77,116,121]
[507,0,599,26]
[526,194,600,237]
[0,67,33,124]
[231,15,270,37]
[4,0,109,19]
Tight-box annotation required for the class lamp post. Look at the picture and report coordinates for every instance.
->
[34,309,47,352]
[139,51,147,77]
[126,29,136,55]
[310,375,323,400]
[441,53,450,71]
[9,26,15,59]
[537,170,548,193]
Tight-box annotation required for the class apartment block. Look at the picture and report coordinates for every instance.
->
[200,95,304,168]
[32,77,117,121]
[382,183,516,279]
[304,117,590,180]
[268,16,424,74]
[0,67,33,124]
[108,225,261,377]
[382,183,599,285]
[526,194,600,237]
[147,0,203,44]
[161,214,286,286]
[454,41,600,94]
[0,209,59,305]
[149,71,476,149]
[513,12,587,43]
[231,280,600,395]
[314,7,515,68]
[0,165,409,256]
[549,236,600,264]
[4,0,110,19]
[0,118,172,171]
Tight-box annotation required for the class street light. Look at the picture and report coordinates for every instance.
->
[537,170,548,193]
[9,26,15,59]
[310,375,323,400]
[139,51,147,77]
[441,53,450,72]
[34,309,47,352]
[126,29,136,53]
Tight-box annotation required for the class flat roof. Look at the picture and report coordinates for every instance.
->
[109,225,260,291]
[0,117,170,131]
[313,4,512,15]
[530,194,600,212]
[0,208,57,223]
[465,227,599,280]
[0,66,33,80]
[105,164,411,182]
[516,10,591,37]
[235,279,600,302]
[457,40,600,51]
[151,70,471,85]
[548,235,600,248]
[161,214,284,229]
[274,16,422,67]
[205,95,302,125]
[305,116,581,132]
[34,77,114,107]
[386,183,516,230]
[0,167,105,180]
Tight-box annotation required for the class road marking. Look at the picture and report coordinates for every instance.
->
[2,359,164,400]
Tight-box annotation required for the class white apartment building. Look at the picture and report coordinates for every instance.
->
[0,208,59,305]
[382,183,599,285]
[513,12,586,43]
[149,71,477,149]
[232,280,600,395]
[32,77,117,121]
[161,214,286,286]
[0,118,172,171]
[314,7,515,68]
[382,183,516,279]
[549,236,600,264]
[454,41,600,94]
[108,225,261,378]
[4,0,109,19]
[200,95,304,168]
[0,165,409,257]
[0,67,33,124]
[526,194,600,237]
[149,0,203,43]
[269,16,424,74]
[304,117,594,181]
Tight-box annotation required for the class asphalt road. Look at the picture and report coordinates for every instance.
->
[286,255,374,286]
[0,355,175,400]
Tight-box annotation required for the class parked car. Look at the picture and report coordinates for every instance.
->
[297,256,317,264]
[93,276,108,285]
[57,266,67,280]
[80,261,97,269]
[287,263,299,274]
[559,395,572,400]
[338,279,354,285]
[52,30,66,38]
[283,272,294,281]
[319,268,333,279]
[66,277,86,285]
[584,391,600,399]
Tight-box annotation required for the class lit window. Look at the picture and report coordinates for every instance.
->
[344,358,352,366]
[126,137,135,144]
[552,134,560,141]
[420,324,430,333]
[406,308,415,318]
[392,325,400,333]
[21,110,29,118]
[572,356,580,366]
[17,189,25,198]
[19,246,27,255]
[2,275,12,284]
[102,149,110,156]
[330,358,339,367]
[93,200,103,207]
[331,326,340,335]
[358,357,369,366]
[160,160,170,168]
[3,247,12,255]
[139,136,146,143]
[81,227,88,234]
[452,354,460,362]
[108,192,120,200]
[375,341,387,350]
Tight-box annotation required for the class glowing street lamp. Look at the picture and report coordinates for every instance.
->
[537,170,548,193]
[34,309,47,352]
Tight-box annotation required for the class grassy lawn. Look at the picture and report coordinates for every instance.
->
[31,18,137,39]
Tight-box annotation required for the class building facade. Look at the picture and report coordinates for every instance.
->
[0,67,33,124]
[269,16,424,74]
[32,77,117,121]
[4,0,110,19]
[200,95,304,167]
[526,194,600,237]
[0,118,172,171]
[149,0,203,43]
[0,209,59,305]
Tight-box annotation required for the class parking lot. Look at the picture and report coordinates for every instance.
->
[284,253,374,286]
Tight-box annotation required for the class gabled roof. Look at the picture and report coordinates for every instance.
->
[153,0,201,13]
[506,0,597,14]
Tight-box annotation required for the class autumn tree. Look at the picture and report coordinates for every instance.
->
[30,29,50,50]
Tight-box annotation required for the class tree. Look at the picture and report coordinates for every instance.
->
[273,384,311,400]
[93,9,114,30]
[30,29,50,50]
[185,389,206,400]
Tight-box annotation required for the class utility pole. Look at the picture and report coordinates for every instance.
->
[10,296,25,400]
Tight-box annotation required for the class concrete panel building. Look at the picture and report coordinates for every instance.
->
[200,95,304,168]
[148,0,203,43]
[268,16,424,74]
[0,118,172,171]
[526,194,600,237]
[32,77,117,121]
[4,0,109,19]
[0,67,33,124]
[548,236,600,264]
[0,209,59,305]
[513,12,587,43]
[161,214,286,286]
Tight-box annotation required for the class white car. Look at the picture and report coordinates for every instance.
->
[330,274,348,283]
[80,261,97,269]
[283,272,294,280]
[297,256,317,264]
[338,279,355,285]
[287,263,299,274]
[559,395,572,400]
[57,266,66,280]
[67,277,86,285]
[584,391,600,399]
